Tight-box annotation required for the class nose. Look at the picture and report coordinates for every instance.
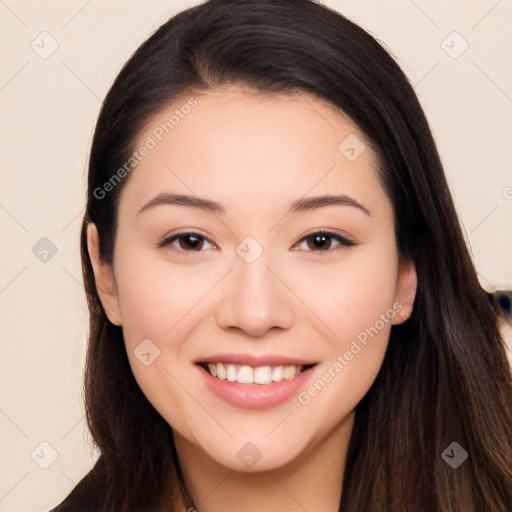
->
[215,254,296,338]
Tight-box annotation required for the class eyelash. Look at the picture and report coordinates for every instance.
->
[156,230,357,254]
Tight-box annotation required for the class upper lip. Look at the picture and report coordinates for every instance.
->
[195,353,318,367]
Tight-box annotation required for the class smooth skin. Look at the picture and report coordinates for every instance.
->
[87,89,417,512]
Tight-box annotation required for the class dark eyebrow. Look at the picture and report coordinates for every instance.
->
[288,194,371,216]
[138,192,371,216]
[138,193,226,216]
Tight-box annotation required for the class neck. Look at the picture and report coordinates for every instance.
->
[170,411,354,512]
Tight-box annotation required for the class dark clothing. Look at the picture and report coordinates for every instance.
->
[50,459,104,511]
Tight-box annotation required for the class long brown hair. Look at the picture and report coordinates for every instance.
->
[53,0,512,510]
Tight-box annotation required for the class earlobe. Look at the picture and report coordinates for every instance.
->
[86,223,123,326]
[392,258,417,325]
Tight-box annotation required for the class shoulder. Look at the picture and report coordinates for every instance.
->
[49,458,105,511]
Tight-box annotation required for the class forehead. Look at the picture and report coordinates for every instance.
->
[119,88,385,220]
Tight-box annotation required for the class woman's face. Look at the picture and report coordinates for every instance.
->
[88,89,416,472]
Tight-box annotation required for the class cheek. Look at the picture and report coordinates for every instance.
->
[113,252,212,434]
[113,250,225,425]
[289,241,398,410]
[289,243,398,344]
[114,250,223,343]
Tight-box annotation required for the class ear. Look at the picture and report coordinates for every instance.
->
[87,222,123,326]
[391,257,417,325]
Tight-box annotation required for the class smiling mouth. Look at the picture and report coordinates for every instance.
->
[197,362,317,385]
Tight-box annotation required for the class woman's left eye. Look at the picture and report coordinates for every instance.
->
[294,231,357,253]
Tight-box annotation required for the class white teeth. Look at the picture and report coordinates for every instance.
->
[254,366,272,384]
[205,362,308,384]
[226,364,237,382]
[216,363,226,380]
[283,365,297,380]
[271,365,283,382]
[237,365,254,384]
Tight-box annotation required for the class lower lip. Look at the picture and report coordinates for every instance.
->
[196,365,316,409]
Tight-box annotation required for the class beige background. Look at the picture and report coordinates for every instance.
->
[0,1,511,510]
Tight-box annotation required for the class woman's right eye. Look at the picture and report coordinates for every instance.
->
[157,232,216,252]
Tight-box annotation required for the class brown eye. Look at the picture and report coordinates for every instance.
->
[306,233,333,251]
[296,231,356,254]
[157,232,215,252]
[177,234,204,251]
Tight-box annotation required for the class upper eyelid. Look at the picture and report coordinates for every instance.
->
[299,229,354,243]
